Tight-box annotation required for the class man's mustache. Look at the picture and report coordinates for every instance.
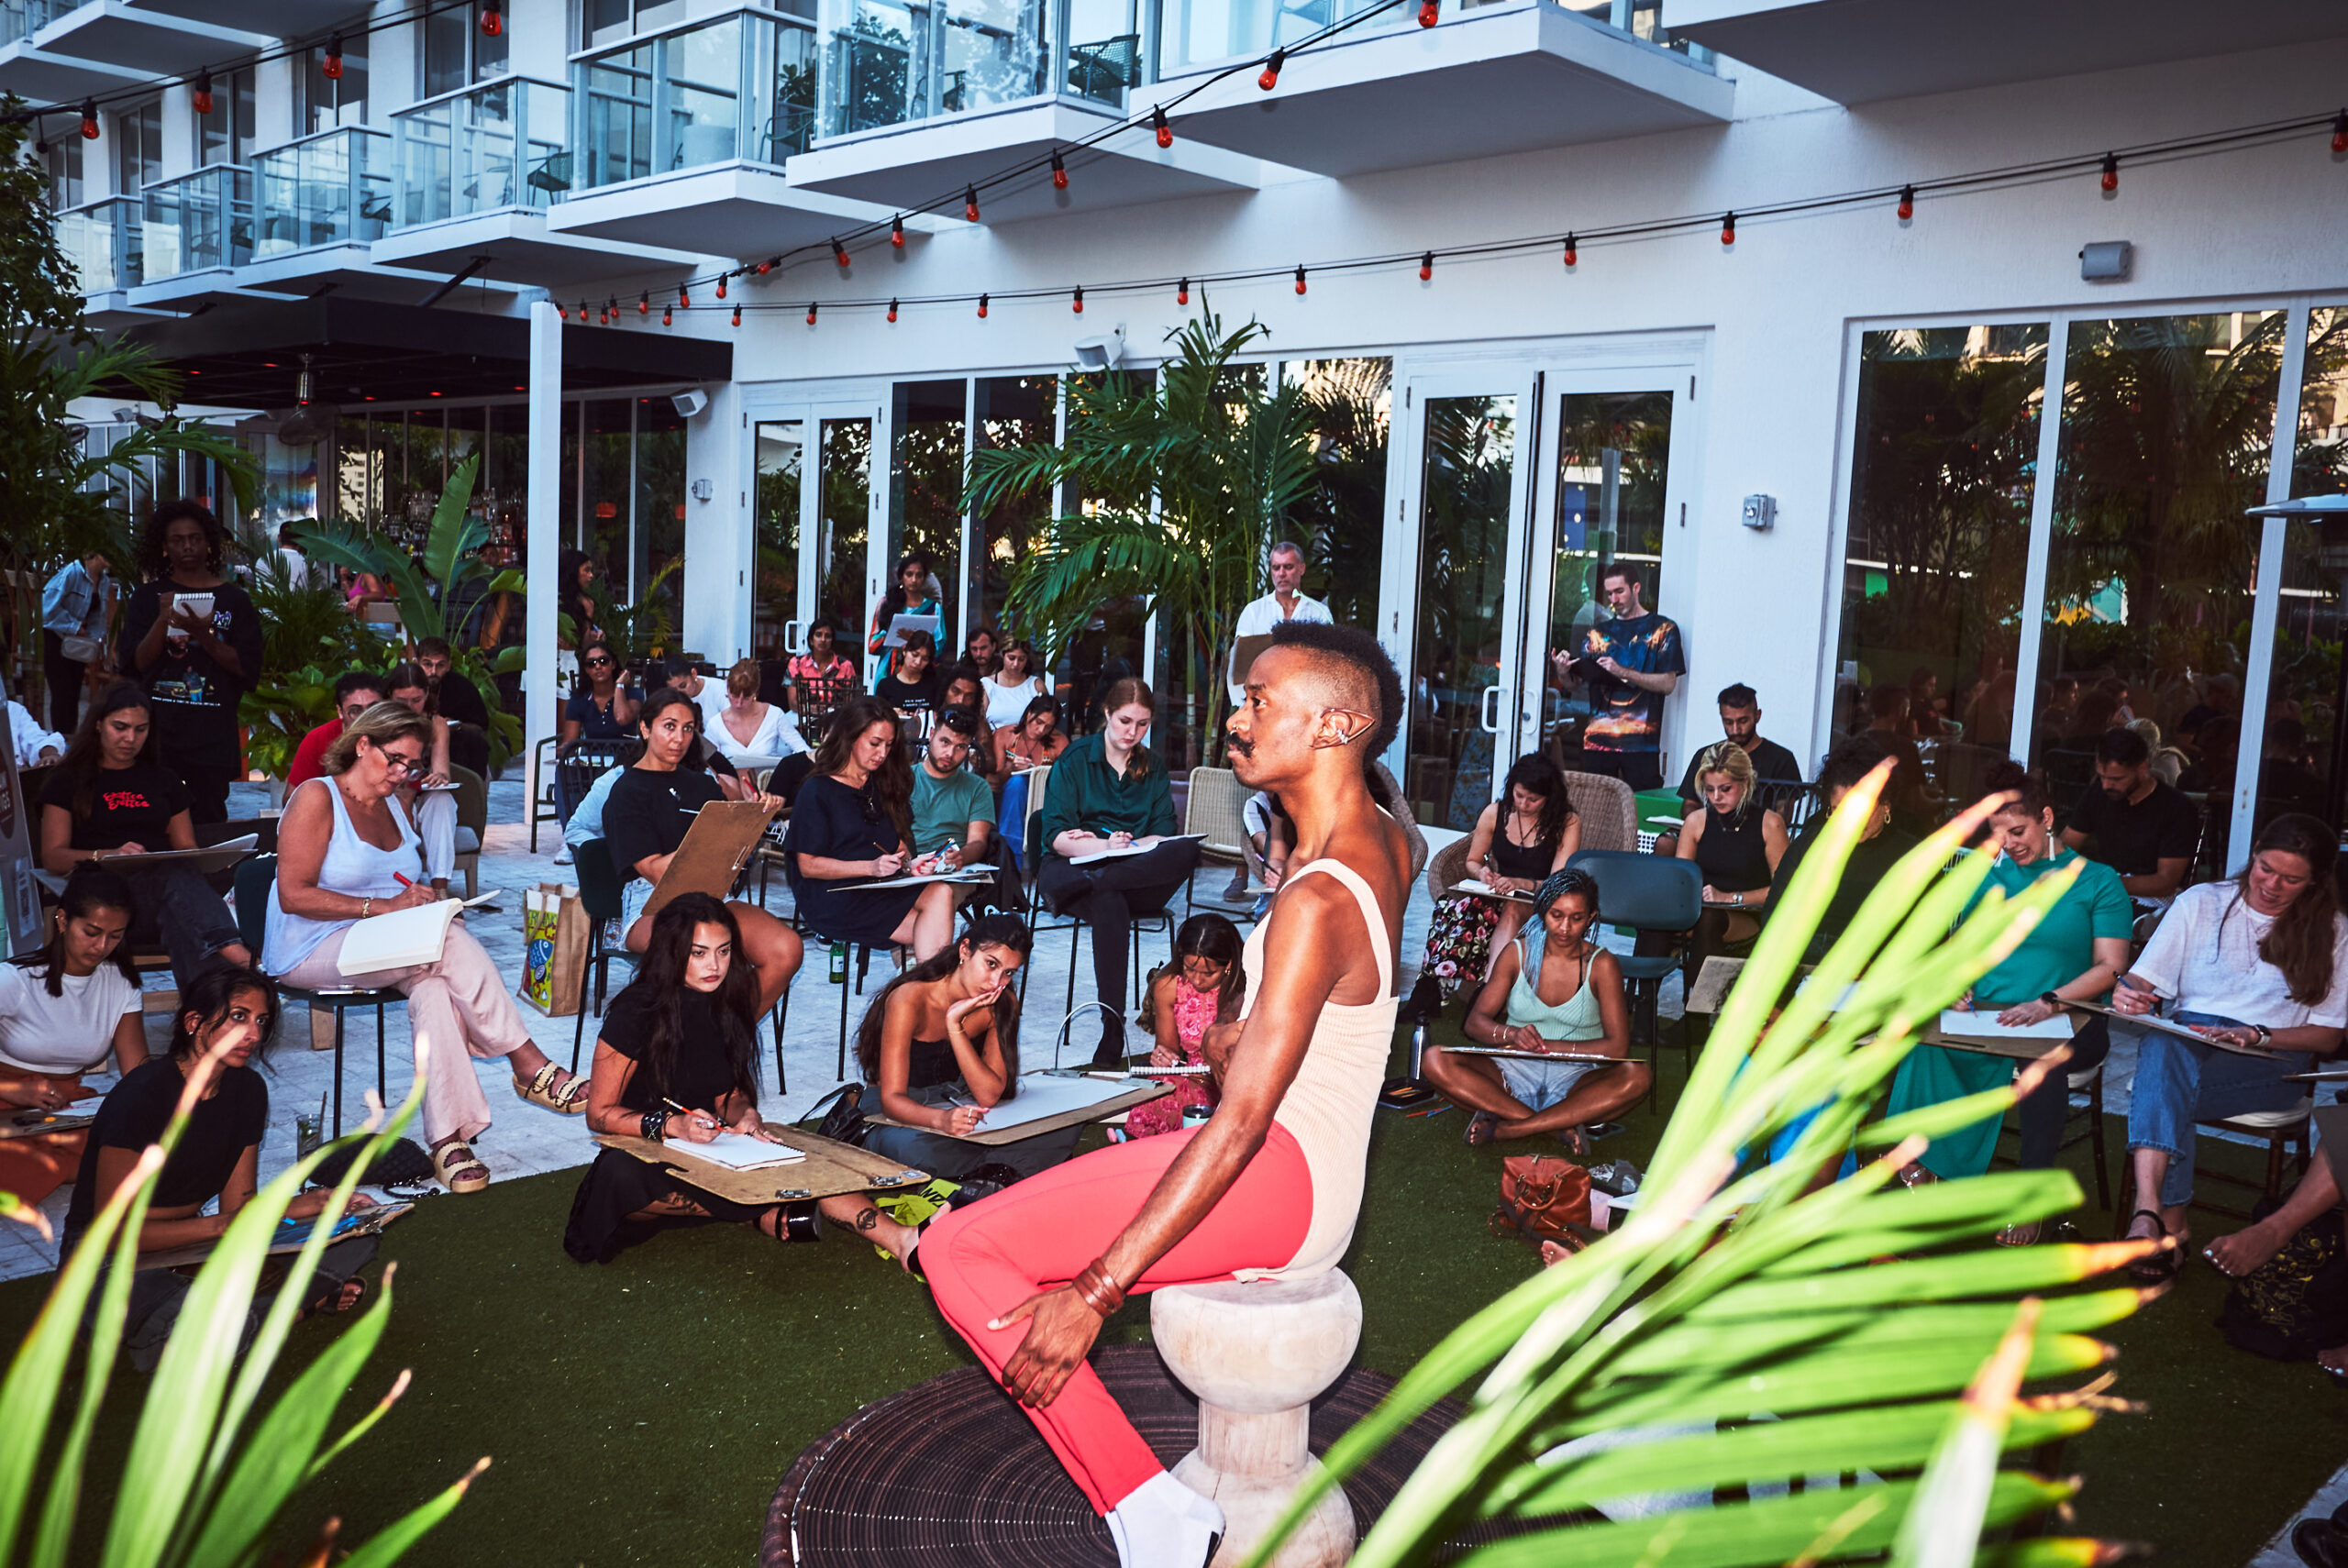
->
[1226,734,1255,757]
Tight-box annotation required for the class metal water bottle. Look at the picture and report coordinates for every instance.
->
[1409,1022,1427,1082]
[829,940,847,984]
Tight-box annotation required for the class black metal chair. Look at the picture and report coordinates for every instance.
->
[568,838,642,1072]
[1565,849,1703,1105]
[232,856,404,1138]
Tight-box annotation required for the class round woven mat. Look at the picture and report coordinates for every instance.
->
[763,1343,1476,1567]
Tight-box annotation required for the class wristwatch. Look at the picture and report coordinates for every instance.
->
[2253,1024,2275,1047]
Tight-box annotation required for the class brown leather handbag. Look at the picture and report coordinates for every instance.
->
[1489,1154,1594,1248]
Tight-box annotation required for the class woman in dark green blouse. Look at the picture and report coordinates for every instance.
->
[1036,679,1202,1066]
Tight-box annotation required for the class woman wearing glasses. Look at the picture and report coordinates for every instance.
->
[265,702,586,1196]
[559,639,639,748]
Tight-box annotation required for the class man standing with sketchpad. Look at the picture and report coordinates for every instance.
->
[915,621,1408,1568]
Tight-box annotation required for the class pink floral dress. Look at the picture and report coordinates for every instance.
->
[1124,977,1223,1138]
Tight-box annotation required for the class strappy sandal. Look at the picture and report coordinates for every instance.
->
[1465,1110,1501,1148]
[1993,1220,2043,1248]
[430,1139,490,1195]
[2121,1209,2178,1282]
[1556,1125,1593,1159]
[1893,1161,1939,1189]
[514,1062,590,1115]
[304,1273,370,1319]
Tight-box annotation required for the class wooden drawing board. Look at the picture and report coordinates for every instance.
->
[641,799,780,925]
[0,1107,95,1141]
[1684,956,1746,1016]
[2057,997,2287,1059]
[862,1077,1170,1147]
[1228,633,1279,692]
[1920,1013,2085,1062]
[594,1121,930,1203]
[97,835,260,877]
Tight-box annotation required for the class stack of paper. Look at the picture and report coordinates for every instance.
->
[667,1132,808,1171]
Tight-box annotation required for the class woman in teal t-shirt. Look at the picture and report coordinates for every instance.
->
[1888,765,2132,1213]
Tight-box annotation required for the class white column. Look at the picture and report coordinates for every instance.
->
[2230,304,2313,874]
[2008,323,2070,767]
[683,381,752,664]
[526,300,562,814]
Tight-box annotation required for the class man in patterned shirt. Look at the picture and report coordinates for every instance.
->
[1556,562,1683,790]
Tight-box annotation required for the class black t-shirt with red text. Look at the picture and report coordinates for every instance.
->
[39,762,191,850]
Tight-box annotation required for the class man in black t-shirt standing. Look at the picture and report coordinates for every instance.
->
[2060,727,2199,900]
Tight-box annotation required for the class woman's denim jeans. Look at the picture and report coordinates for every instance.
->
[2121,1010,2307,1209]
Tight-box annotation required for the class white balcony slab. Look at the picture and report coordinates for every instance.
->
[372,207,703,289]
[128,0,371,36]
[127,249,521,314]
[1150,1,1730,178]
[1667,0,2348,105]
[0,39,144,101]
[28,2,270,76]
[788,97,1261,226]
[546,160,907,258]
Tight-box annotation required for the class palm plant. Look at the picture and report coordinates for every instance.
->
[962,311,1320,755]
[1249,769,2155,1567]
[294,455,526,768]
[0,1059,482,1565]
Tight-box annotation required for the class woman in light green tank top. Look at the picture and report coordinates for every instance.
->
[1424,867,1652,1152]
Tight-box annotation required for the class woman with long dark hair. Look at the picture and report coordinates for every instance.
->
[2115,812,2348,1280]
[559,638,639,746]
[117,498,263,823]
[1037,678,1205,1066]
[785,693,958,962]
[851,912,1076,1180]
[566,894,919,1263]
[0,869,145,1208]
[1406,752,1579,1019]
[39,680,255,994]
[867,551,942,679]
[64,965,377,1371]
[984,640,1051,733]
[557,548,603,683]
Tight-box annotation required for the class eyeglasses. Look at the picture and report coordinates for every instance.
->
[583,656,615,668]
[379,750,425,776]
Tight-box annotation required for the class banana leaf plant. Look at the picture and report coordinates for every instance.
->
[293,455,526,770]
[1248,764,2158,1567]
[0,1053,482,1567]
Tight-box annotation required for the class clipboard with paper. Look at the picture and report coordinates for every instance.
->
[2056,995,2287,1059]
[639,799,781,925]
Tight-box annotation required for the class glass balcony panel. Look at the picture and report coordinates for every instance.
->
[0,0,71,48]
[1157,0,1708,75]
[252,127,393,258]
[1065,0,1140,105]
[571,10,816,190]
[140,165,254,280]
[821,0,1048,135]
[56,196,142,293]
[393,77,572,227]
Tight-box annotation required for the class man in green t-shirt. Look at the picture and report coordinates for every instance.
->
[910,707,997,889]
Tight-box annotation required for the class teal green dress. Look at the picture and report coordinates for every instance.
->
[1886,847,2132,1179]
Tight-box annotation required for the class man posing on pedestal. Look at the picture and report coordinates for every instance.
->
[1557,562,1683,791]
[917,622,1407,1568]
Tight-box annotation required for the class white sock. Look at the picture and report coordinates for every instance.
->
[1105,1471,1224,1568]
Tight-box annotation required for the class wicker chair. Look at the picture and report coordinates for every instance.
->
[1181,766,1249,917]
[449,764,488,898]
[1558,768,1637,854]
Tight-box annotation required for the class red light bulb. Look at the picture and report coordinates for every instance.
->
[1563,232,1577,267]
[1072,286,1084,315]
[679,284,691,307]
[1897,183,1913,221]
[1051,149,1068,190]
[80,99,101,139]
[193,70,213,116]
[1419,250,1433,282]
[1720,211,1735,245]
[757,259,773,275]
[732,304,741,327]
[806,304,817,325]
[977,293,989,319]
[888,298,899,323]
[1177,278,1190,305]
[638,293,649,315]
[1418,0,1438,25]
[323,34,344,79]
[662,304,672,326]
[715,275,726,300]
[481,0,502,37]
[556,301,568,320]
[1293,265,1306,295]
[892,215,905,247]
[2334,111,2347,155]
[1259,48,1284,91]
[833,238,850,268]
[965,186,980,222]
[1153,106,1171,149]
[2099,152,2118,193]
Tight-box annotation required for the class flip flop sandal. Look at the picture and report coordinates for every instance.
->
[1556,1126,1593,1159]
[1993,1220,2043,1248]
[305,1273,370,1318]
[515,1062,591,1115]
[2121,1209,2178,1282]
[1464,1110,1501,1147]
[430,1140,491,1194]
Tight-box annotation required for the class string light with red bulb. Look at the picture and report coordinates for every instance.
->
[1072,286,1084,314]
[1153,105,1171,148]
[1897,183,1914,221]
[715,274,726,300]
[887,298,899,323]
[193,69,213,116]
[678,283,691,307]
[1259,48,1284,90]
[323,34,344,79]
[607,297,618,324]
[2099,152,2118,192]
[757,258,774,274]
[1563,232,1578,266]
[638,292,649,315]
[579,299,590,323]
[1418,0,1438,26]
[806,303,818,325]
[1051,149,1068,189]
[833,237,851,268]
[1419,250,1433,282]
[965,186,980,221]
[1293,265,1307,295]
[555,301,567,320]
[892,215,905,247]
[977,293,989,319]
[480,0,502,37]
[79,99,98,138]
[732,304,742,327]
[1177,278,1190,305]
[1720,210,1735,245]
[662,304,672,326]
[2333,111,2348,154]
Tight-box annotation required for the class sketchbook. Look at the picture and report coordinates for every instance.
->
[2057,997,2287,1059]
[136,1199,414,1273]
[837,867,995,890]
[862,1072,1168,1145]
[664,1132,808,1172]
[640,799,781,925]
[1935,1009,2076,1042]
[1069,834,1204,867]
[97,834,260,875]
[1434,1044,1624,1066]
[882,613,942,649]
[335,892,496,976]
[1453,878,1536,903]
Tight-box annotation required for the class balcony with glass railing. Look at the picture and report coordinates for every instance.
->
[56,194,140,293]
[570,7,819,192]
[819,0,1151,137]
[251,126,393,259]
[139,164,252,282]
[0,0,70,49]
[393,76,572,227]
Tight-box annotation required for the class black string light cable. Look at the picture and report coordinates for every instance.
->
[678,102,2348,325]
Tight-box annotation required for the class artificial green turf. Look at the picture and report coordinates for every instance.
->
[5,1019,2340,1566]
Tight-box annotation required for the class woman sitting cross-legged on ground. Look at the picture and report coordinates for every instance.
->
[1406,753,1579,1019]
[1123,914,1245,1139]
[566,894,919,1263]
[855,913,1080,1182]
[784,692,959,964]
[61,966,376,1373]
[1037,679,1205,1067]
[39,680,256,996]
[1427,867,1650,1151]
[1883,762,2131,1239]
[266,701,589,1195]
[2114,812,2348,1282]
[0,870,148,1209]
[604,688,804,1018]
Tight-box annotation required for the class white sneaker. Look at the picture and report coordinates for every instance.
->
[552,845,572,866]
[1105,1471,1224,1568]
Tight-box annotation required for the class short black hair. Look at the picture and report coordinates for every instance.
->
[1599,560,1642,592]
[936,705,981,737]
[661,653,698,684]
[2094,727,2149,767]
[416,636,453,660]
[334,669,385,705]
[1717,683,1758,710]
[1268,621,1401,762]
[1819,734,1889,796]
[899,629,936,657]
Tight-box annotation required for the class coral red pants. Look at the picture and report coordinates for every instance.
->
[922,1121,1312,1513]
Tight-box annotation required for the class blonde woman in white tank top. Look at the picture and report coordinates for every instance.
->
[916,627,1406,1568]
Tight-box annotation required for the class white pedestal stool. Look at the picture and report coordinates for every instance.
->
[1150,1269,1361,1568]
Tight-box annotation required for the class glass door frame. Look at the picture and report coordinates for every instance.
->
[742,385,891,671]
